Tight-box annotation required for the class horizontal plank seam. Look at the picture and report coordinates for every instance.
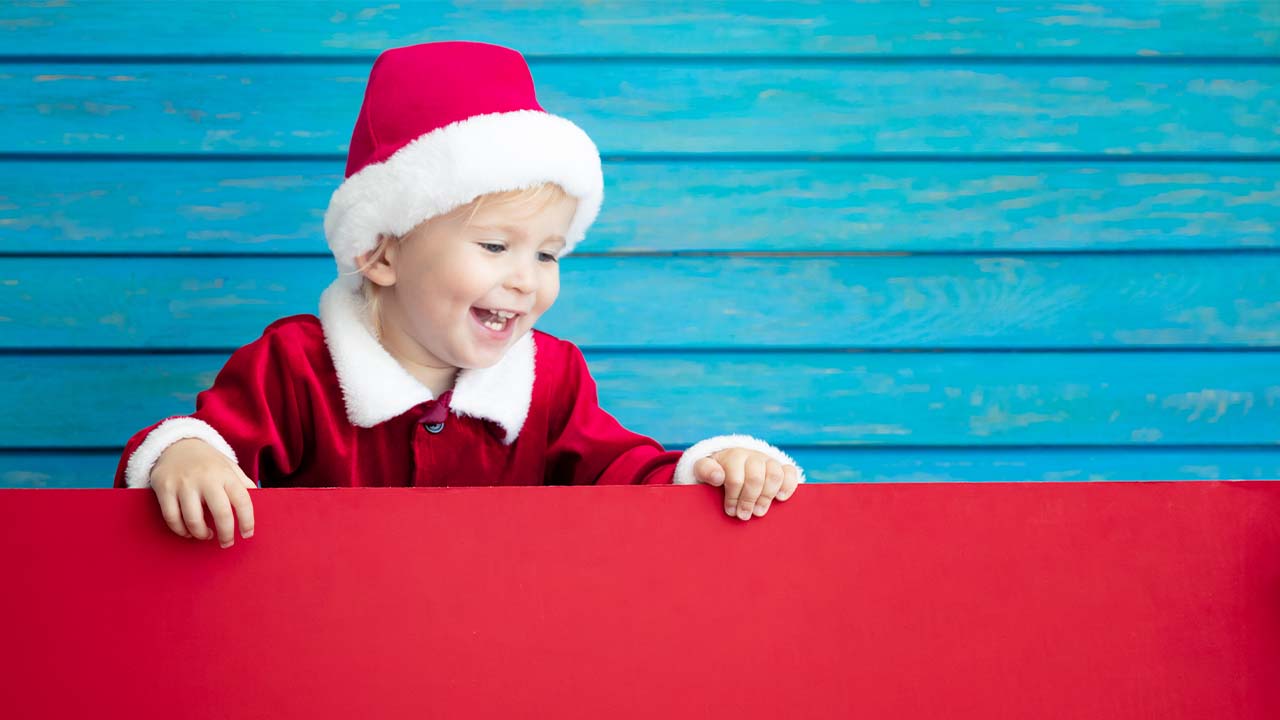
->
[3,444,1278,454]
[5,249,1280,260]
[2,54,1279,66]
[2,153,1279,164]
[2,347,1278,356]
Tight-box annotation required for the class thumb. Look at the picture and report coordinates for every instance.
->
[693,456,725,486]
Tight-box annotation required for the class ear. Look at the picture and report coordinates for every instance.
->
[355,234,399,288]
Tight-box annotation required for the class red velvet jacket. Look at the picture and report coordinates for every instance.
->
[114,280,802,489]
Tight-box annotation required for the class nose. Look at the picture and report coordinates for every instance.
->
[503,254,538,295]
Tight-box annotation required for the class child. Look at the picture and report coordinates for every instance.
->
[112,41,805,547]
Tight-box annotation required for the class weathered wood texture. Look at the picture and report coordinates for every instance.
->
[3,62,1278,154]
[3,350,1277,446]
[2,1,1276,57]
[4,160,1278,253]
[3,255,1279,348]
[1,1,1276,486]
[8,448,1280,488]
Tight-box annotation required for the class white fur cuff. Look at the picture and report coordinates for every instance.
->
[672,434,807,486]
[123,417,239,488]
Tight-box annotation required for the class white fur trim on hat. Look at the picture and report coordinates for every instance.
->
[672,434,807,486]
[323,109,603,275]
[123,416,240,489]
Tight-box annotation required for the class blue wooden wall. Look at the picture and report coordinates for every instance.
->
[1,1,1277,487]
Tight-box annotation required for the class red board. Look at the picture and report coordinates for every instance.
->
[2,482,1279,718]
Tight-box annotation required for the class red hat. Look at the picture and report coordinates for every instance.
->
[323,41,604,280]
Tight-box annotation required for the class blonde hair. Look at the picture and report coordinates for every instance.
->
[349,182,571,339]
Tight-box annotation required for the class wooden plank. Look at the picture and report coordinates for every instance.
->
[3,351,1277,447]
[3,62,1278,155]
[3,159,1278,253]
[6,448,1280,489]
[2,1,1275,57]
[2,255,1277,349]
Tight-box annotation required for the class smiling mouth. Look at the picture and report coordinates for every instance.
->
[471,307,521,332]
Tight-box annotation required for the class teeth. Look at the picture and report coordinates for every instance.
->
[476,307,517,332]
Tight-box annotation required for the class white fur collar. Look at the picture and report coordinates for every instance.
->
[317,277,535,444]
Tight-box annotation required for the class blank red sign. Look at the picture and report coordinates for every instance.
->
[2,482,1278,718]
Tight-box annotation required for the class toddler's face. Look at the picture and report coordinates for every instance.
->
[372,192,576,371]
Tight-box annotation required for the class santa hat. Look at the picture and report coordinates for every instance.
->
[323,41,604,283]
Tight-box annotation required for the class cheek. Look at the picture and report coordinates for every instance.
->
[537,274,560,312]
[396,279,456,331]
[406,266,469,307]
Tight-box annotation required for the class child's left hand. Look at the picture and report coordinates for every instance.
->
[692,448,801,521]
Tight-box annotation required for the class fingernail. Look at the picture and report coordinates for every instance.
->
[712,470,724,483]
[754,504,767,516]
[737,509,751,521]
[221,541,232,549]
[244,530,254,539]
[725,506,736,516]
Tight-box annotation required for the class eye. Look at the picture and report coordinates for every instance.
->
[538,252,559,264]
[479,242,505,254]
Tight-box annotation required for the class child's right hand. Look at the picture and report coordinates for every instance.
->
[149,437,256,548]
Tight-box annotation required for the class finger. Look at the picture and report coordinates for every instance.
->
[179,487,211,541]
[753,460,785,517]
[156,487,190,538]
[721,456,747,517]
[694,457,725,486]
[203,485,237,548]
[225,479,255,540]
[236,465,257,490]
[736,457,767,521]
[776,466,799,501]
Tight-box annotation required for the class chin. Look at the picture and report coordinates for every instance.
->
[460,357,501,370]
[461,345,510,369]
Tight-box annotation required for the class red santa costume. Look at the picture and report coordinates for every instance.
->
[113,41,805,489]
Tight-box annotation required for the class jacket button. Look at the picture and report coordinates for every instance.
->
[424,422,445,434]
